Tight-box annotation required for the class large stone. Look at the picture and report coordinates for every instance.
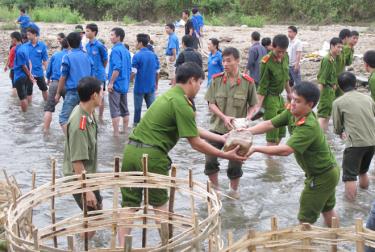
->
[224,130,253,156]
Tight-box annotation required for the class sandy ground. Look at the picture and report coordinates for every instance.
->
[1,21,375,81]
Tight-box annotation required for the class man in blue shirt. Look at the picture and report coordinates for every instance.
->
[16,8,30,36]
[131,33,160,125]
[108,27,132,136]
[85,23,108,121]
[192,7,204,48]
[26,27,48,101]
[245,31,267,87]
[55,32,93,134]
[13,37,35,112]
[43,38,69,132]
[165,23,179,85]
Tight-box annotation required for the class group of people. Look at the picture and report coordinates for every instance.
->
[5,7,375,249]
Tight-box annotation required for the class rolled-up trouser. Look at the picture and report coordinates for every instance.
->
[263,95,286,143]
[165,56,176,80]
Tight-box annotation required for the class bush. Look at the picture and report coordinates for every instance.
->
[122,16,137,25]
[31,7,83,24]
[205,14,224,26]
[240,15,265,27]
[0,7,19,22]
[1,22,18,30]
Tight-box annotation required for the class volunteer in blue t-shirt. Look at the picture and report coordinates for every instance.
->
[207,38,223,85]
[165,23,179,85]
[16,8,31,36]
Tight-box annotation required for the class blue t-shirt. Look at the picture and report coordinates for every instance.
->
[17,15,30,29]
[132,48,160,94]
[165,33,179,56]
[86,39,108,82]
[27,22,40,36]
[26,40,48,77]
[13,44,30,81]
[61,48,93,90]
[108,42,131,94]
[208,51,224,84]
[46,49,68,81]
[192,14,204,36]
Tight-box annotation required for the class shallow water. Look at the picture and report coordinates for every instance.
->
[0,68,374,250]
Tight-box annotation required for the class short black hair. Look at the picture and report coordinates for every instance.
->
[251,31,261,41]
[57,32,65,39]
[330,37,343,47]
[364,50,375,68]
[111,27,125,42]
[66,32,81,49]
[26,27,38,35]
[192,7,199,14]
[166,23,175,32]
[61,38,69,49]
[209,38,220,50]
[339,29,351,40]
[75,25,84,31]
[86,23,98,36]
[183,9,190,16]
[10,31,22,42]
[351,30,359,37]
[19,8,26,13]
[182,35,194,48]
[272,34,289,49]
[176,62,204,84]
[222,47,240,60]
[288,25,298,33]
[261,37,271,47]
[78,77,102,102]
[137,33,149,47]
[338,72,356,92]
[292,81,320,108]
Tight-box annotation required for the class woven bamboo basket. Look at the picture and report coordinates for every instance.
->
[4,155,222,252]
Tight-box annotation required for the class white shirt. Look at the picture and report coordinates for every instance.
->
[287,38,302,66]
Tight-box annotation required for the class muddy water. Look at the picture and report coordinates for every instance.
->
[0,68,374,249]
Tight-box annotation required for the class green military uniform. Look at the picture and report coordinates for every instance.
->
[317,53,337,118]
[335,45,354,98]
[121,86,199,207]
[271,109,340,223]
[343,44,354,66]
[204,72,258,179]
[369,72,375,102]
[258,52,290,143]
[63,105,102,211]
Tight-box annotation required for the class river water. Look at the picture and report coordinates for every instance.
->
[0,68,374,250]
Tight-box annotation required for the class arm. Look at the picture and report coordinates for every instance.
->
[55,76,66,102]
[249,144,294,157]
[22,65,34,82]
[188,136,246,162]
[170,48,176,62]
[248,120,275,135]
[208,102,235,130]
[198,127,225,143]
[284,81,292,100]
[108,70,119,92]
[294,51,302,71]
[46,57,53,82]
[332,102,343,135]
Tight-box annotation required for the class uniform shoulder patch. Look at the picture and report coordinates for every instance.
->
[79,115,87,130]
[261,54,271,64]
[212,72,224,79]
[295,117,306,126]
[242,73,255,84]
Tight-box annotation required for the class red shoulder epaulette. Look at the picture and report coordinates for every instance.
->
[212,72,224,79]
[261,54,271,64]
[296,117,306,126]
[242,73,255,84]
[285,103,291,110]
[79,115,87,130]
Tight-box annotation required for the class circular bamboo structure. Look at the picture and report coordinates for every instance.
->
[223,216,375,252]
[4,156,222,252]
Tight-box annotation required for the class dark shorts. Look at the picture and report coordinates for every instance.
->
[34,76,48,92]
[342,146,375,182]
[73,190,103,214]
[44,80,65,112]
[14,77,33,100]
[10,69,15,88]
[204,131,243,179]
[109,91,129,118]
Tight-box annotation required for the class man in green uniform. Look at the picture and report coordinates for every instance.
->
[364,50,375,101]
[317,37,343,132]
[246,81,340,226]
[332,72,375,201]
[118,62,246,246]
[253,34,292,146]
[344,30,359,67]
[63,77,103,238]
[335,29,352,98]
[205,47,258,199]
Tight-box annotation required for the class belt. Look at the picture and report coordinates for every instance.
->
[128,140,155,148]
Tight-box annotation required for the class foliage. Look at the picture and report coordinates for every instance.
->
[0,7,19,22]
[31,7,83,24]
[123,16,137,25]
[240,15,265,28]
[1,22,18,30]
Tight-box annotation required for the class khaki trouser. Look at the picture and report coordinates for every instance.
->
[166,56,176,80]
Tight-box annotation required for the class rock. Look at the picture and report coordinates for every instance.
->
[241,25,248,28]
[224,130,253,156]
[219,36,233,43]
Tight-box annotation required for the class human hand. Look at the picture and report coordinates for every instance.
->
[107,83,114,93]
[294,64,300,73]
[223,116,235,130]
[246,146,256,158]
[54,93,61,104]
[223,145,247,162]
[4,66,8,72]
[85,191,97,209]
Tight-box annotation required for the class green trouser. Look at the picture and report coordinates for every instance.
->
[317,86,335,118]
[298,166,340,223]
[121,144,171,207]
[263,95,285,143]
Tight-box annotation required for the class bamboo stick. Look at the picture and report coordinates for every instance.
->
[81,172,88,251]
[33,228,39,250]
[124,235,132,252]
[247,230,256,252]
[168,165,177,239]
[51,159,58,248]
[111,157,120,249]
[160,221,169,252]
[193,213,200,251]
[67,235,74,251]
[227,230,233,252]
[356,218,365,252]
[142,154,149,248]
[331,217,338,252]
[271,216,278,241]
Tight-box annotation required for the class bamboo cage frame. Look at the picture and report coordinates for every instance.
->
[4,155,222,252]
[1,170,22,226]
[222,216,375,252]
